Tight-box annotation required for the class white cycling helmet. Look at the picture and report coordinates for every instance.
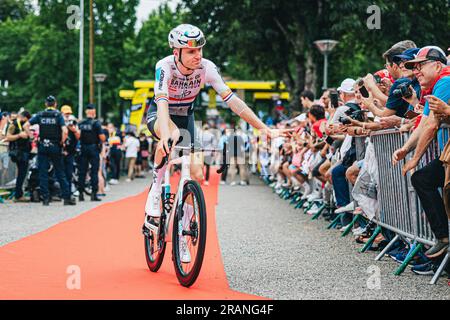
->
[168,24,206,49]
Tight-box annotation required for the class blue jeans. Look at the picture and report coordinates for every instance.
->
[38,145,70,200]
[332,163,354,226]
[331,164,351,207]
[15,151,29,199]
[78,144,99,194]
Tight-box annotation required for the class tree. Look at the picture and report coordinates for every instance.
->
[0,0,32,22]
[182,0,449,110]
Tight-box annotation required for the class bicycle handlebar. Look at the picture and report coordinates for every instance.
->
[153,139,229,175]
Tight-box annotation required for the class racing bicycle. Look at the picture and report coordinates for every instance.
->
[142,140,227,287]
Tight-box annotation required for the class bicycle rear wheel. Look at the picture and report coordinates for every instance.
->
[172,180,207,287]
[144,188,166,272]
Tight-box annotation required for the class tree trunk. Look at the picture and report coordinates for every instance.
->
[304,49,317,94]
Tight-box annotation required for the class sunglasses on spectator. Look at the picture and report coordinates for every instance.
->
[413,60,436,71]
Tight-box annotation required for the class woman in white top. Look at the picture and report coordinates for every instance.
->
[124,131,140,181]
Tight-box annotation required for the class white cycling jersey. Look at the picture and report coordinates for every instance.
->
[153,55,234,116]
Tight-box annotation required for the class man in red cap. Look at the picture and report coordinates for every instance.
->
[393,45,450,258]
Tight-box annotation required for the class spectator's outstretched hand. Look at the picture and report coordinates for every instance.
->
[427,95,450,117]
[379,115,401,129]
[402,158,418,176]
[392,146,408,166]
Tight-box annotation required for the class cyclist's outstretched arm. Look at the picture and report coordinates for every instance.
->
[205,59,269,132]
[225,94,268,131]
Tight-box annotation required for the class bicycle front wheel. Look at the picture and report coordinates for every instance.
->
[172,180,207,287]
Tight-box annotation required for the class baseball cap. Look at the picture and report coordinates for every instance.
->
[295,113,307,122]
[61,105,73,114]
[337,78,356,94]
[85,103,96,110]
[404,46,448,69]
[393,48,420,63]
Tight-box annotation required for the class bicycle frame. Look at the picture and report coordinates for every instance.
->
[161,152,192,244]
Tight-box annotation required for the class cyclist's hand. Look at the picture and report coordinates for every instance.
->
[157,133,171,157]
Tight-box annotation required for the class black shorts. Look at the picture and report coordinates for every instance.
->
[147,100,199,148]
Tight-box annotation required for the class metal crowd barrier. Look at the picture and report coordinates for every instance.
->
[370,129,416,239]
[368,126,449,283]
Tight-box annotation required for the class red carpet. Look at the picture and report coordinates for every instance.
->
[0,172,264,300]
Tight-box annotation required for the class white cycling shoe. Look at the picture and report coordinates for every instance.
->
[179,203,194,264]
[179,237,191,264]
[144,191,161,229]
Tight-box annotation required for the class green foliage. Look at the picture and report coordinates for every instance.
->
[0,0,448,117]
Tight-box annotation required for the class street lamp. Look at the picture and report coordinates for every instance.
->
[314,39,339,90]
[94,73,107,119]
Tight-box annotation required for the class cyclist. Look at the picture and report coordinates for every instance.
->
[144,24,282,262]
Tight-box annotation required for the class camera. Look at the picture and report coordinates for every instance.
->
[338,116,352,125]
[65,119,77,127]
[373,74,382,84]
[392,82,413,99]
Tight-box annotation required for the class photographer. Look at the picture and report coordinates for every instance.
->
[61,105,80,193]
[6,110,32,202]
[362,43,420,119]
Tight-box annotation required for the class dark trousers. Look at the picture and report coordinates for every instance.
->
[411,159,449,239]
[64,154,75,191]
[78,144,100,194]
[38,145,70,200]
[221,165,228,182]
[332,163,351,207]
[109,149,122,180]
[205,164,211,181]
[15,151,29,199]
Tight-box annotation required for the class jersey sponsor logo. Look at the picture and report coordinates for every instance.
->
[169,78,201,90]
[156,67,165,91]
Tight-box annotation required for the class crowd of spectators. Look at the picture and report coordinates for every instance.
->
[247,42,450,278]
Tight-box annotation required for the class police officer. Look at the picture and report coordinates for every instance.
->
[28,96,76,206]
[78,104,106,201]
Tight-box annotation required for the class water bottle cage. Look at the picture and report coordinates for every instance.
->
[163,193,176,212]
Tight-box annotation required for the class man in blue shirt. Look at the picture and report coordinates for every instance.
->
[393,46,450,258]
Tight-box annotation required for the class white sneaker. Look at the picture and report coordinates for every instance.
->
[335,202,355,214]
[145,191,161,218]
[230,181,237,186]
[126,178,131,182]
[109,179,118,185]
[306,192,320,202]
[179,237,191,263]
[239,181,248,186]
[307,203,323,215]
[220,181,226,185]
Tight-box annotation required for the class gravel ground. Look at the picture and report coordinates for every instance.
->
[216,176,450,300]
[0,174,151,247]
